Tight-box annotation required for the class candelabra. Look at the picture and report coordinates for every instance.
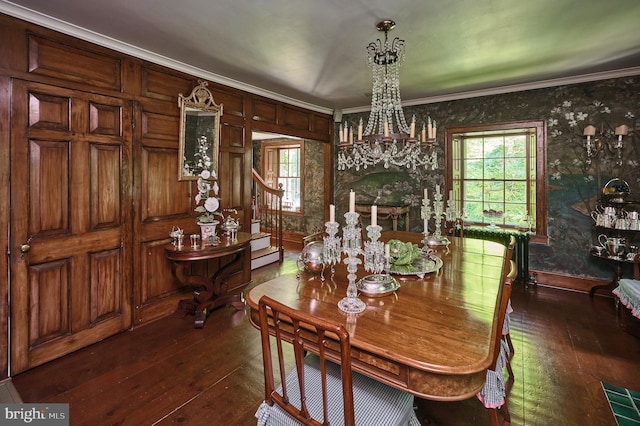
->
[337,212,366,314]
[420,197,433,250]
[323,220,342,280]
[421,187,461,247]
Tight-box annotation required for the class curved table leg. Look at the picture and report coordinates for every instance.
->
[172,246,249,328]
[589,280,617,298]
[589,262,622,298]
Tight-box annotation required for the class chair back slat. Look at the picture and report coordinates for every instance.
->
[258,295,355,426]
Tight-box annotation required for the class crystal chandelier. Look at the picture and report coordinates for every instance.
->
[337,20,438,171]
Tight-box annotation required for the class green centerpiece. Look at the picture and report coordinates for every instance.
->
[387,240,422,273]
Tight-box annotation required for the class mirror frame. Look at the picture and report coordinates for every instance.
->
[178,80,223,181]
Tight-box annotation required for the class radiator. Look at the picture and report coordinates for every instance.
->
[464,227,529,283]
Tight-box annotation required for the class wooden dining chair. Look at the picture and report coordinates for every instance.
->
[255,295,420,426]
[612,252,640,331]
[502,236,517,380]
[476,259,517,426]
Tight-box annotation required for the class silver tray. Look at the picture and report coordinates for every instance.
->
[389,253,443,278]
[357,274,400,297]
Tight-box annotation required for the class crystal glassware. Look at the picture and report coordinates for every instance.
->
[337,212,366,314]
[323,220,342,280]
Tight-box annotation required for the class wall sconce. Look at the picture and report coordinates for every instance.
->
[583,124,629,166]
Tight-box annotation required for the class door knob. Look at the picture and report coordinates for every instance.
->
[19,243,30,253]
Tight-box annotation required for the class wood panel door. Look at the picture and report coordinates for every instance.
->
[9,80,133,374]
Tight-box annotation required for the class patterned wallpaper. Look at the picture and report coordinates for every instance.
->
[337,76,640,279]
[252,138,326,236]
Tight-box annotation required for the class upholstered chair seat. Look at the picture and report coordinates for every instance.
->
[256,354,420,426]
[255,295,420,426]
[612,253,640,329]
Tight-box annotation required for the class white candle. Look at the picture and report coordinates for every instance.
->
[436,185,440,196]
[449,190,453,201]
[385,243,390,257]
[371,205,377,227]
[349,126,353,144]
[410,115,415,138]
[432,120,437,138]
[421,124,426,142]
[349,190,355,213]
[424,188,429,200]
[384,121,389,137]
[358,118,363,141]
[329,204,335,223]
[424,218,429,233]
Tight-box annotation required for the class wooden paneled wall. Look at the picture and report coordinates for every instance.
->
[0,13,332,375]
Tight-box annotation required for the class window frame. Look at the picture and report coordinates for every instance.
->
[445,120,547,242]
[260,138,305,216]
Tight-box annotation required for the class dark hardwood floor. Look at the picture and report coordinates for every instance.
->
[12,248,640,425]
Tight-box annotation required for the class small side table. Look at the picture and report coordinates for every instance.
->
[355,204,410,231]
[165,232,251,328]
[589,251,636,297]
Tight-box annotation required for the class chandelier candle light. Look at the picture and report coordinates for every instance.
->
[337,20,438,171]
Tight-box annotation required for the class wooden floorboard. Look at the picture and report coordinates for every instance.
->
[12,249,640,425]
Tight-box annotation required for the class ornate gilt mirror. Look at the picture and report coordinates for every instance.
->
[178,80,223,181]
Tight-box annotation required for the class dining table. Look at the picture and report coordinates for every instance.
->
[246,230,508,401]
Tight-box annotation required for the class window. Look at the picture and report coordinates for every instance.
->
[446,121,546,238]
[261,139,304,214]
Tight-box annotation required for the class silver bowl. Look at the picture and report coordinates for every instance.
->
[298,241,325,273]
[357,274,400,297]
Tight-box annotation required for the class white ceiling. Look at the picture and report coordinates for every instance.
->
[2,0,640,115]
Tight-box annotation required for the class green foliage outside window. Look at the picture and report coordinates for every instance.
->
[454,131,535,228]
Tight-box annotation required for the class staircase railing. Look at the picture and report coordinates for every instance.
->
[252,168,284,263]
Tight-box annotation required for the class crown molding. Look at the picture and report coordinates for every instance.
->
[3,2,638,118]
[0,1,334,115]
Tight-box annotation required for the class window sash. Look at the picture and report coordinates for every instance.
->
[261,141,304,214]
[451,126,539,230]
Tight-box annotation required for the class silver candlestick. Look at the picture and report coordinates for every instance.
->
[338,212,366,314]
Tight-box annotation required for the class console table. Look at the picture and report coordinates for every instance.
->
[165,232,251,328]
[355,204,410,231]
